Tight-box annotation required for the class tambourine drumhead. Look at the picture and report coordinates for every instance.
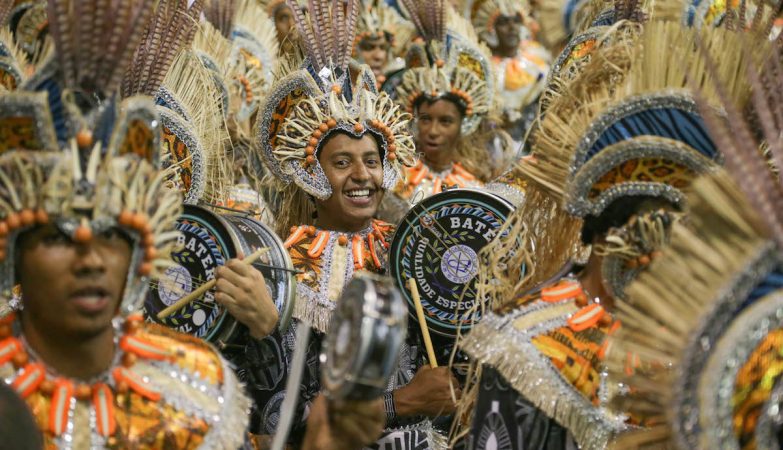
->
[144,205,295,344]
[322,273,407,401]
[145,205,238,342]
[389,188,514,339]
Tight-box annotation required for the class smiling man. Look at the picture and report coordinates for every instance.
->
[253,0,461,447]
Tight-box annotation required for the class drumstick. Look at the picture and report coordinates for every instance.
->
[157,247,271,319]
[408,278,438,368]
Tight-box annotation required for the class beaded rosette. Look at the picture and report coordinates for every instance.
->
[596,208,681,299]
[394,1,495,137]
[255,0,415,200]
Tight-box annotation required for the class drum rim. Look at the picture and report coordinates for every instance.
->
[388,188,514,338]
[226,214,297,333]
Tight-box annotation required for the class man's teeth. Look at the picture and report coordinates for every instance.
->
[346,189,371,198]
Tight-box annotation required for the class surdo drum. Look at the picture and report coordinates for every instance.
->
[389,188,514,339]
[144,205,295,345]
[321,272,408,400]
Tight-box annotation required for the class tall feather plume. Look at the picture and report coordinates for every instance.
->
[123,0,205,97]
[47,0,157,96]
[344,0,360,67]
[204,0,238,38]
[287,0,321,67]
[286,0,359,71]
[400,0,425,37]
[696,37,783,250]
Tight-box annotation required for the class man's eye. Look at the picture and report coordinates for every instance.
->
[43,232,69,245]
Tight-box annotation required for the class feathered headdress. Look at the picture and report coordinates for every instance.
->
[255,0,415,200]
[0,0,183,317]
[394,0,495,136]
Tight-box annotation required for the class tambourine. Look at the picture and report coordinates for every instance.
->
[144,204,295,345]
[321,272,408,401]
[388,188,514,339]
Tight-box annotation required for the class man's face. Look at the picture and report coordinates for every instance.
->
[316,133,384,232]
[357,35,390,76]
[274,4,295,42]
[17,224,132,339]
[494,15,522,51]
[416,99,463,164]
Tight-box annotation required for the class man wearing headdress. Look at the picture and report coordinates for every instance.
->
[454,13,765,450]
[465,0,550,142]
[252,0,458,447]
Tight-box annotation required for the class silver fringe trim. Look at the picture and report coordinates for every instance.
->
[292,285,336,334]
[369,420,448,450]
[460,312,627,450]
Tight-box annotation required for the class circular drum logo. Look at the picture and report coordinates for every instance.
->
[441,244,479,284]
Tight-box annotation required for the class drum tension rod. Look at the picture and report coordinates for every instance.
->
[251,262,303,274]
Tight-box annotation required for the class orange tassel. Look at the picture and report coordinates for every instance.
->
[0,337,21,365]
[352,235,365,269]
[12,363,45,398]
[367,233,381,268]
[541,281,584,303]
[567,304,605,332]
[283,226,307,248]
[49,380,74,435]
[113,367,161,401]
[93,383,116,436]
[307,231,330,258]
[433,177,443,194]
[120,335,172,361]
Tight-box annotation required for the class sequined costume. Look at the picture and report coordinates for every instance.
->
[0,2,251,447]
[0,316,250,449]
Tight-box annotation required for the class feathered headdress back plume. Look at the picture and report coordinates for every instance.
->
[122,0,205,97]
[46,0,157,95]
[288,0,360,72]
[400,0,445,41]
[204,0,238,37]
[696,35,783,250]
[605,33,783,450]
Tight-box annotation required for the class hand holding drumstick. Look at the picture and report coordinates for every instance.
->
[157,248,278,338]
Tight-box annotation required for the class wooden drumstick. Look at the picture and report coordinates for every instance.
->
[408,277,438,368]
[157,247,271,320]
